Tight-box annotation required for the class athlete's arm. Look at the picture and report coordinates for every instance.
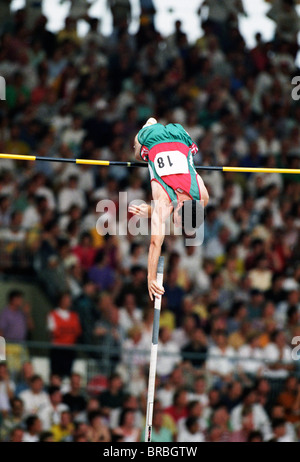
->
[197,173,209,207]
[148,201,168,301]
[134,135,144,161]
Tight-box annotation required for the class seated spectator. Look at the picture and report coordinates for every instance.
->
[164,388,189,424]
[19,375,50,417]
[0,397,25,442]
[156,367,186,410]
[119,293,143,335]
[50,410,74,442]
[109,394,143,431]
[181,327,207,369]
[209,405,232,442]
[88,249,116,292]
[23,415,42,442]
[141,408,173,443]
[177,400,207,435]
[15,361,35,395]
[86,410,111,442]
[98,374,125,410]
[0,363,15,416]
[188,375,209,409]
[39,431,54,442]
[247,430,263,442]
[206,329,235,385]
[269,404,297,442]
[231,387,271,441]
[113,408,141,442]
[156,327,181,379]
[10,426,25,443]
[222,380,243,412]
[38,386,69,431]
[238,332,264,377]
[229,407,255,442]
[277,376,300,423]
[72,232,97,272]
[62,372,87,417]
[262,330,294,379]
[177,416,205,442]
[267,418,295,443]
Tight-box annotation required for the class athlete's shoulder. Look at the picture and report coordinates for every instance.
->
[137,123,165,146]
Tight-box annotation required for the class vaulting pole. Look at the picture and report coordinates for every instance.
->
[145,256,164,443]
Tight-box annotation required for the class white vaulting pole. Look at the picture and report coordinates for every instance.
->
[145,256,165,443]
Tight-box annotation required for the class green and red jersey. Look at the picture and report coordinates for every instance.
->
[137,123,201,203]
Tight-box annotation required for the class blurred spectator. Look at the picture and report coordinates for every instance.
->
[165,388,189,424]
[50,410,74,442]
[229,407,255,442]
[0,290,33,342]
[181,328,207,369]
[277,376,300,423]
[63,372,87,417]
[263,330,294,379]
[119,293,143,335]
[86,410,111,442]
[98,373,125,410]
[156,327,181,379]
[47,292,82,377]
[10,426,25,443]
[177,416,205,442]
[141,407,173,442]
[38,386,69,431]
[114,408,140,442]
[0,397,24,441]
[0,363,15,415]
[19,375,50,417]
[231,387,271,441]
[73,279,98,345]
[23,415,42,442]
[15,361,34,395]
[206,330,235,384]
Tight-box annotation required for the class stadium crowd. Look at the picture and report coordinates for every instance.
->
[0,0,300,442]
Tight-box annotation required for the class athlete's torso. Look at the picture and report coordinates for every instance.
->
[137,123,201,203]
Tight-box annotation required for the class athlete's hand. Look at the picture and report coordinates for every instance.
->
[148,279,165,302]
[128,203,151,218]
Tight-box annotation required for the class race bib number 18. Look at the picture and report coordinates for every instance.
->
[154,151,189,177]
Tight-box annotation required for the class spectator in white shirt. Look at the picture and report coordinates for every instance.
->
[19,375,50,417]
[119,293,143,335]
[177,416,205,443]
[262,330,295,379]
[188,375,209,409]
[268,418,295,442]
[206,330,235,384]
[22,196,48,230]
[156,327,181,379]
[238,332,264,376]
[23,415,42,442]
[122,325,149,371]
[38,386,69,431]
[58,175,86,214]
[231,387,271,440]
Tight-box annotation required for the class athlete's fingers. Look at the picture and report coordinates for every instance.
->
[151,282,165,295]
[128,205,141,215]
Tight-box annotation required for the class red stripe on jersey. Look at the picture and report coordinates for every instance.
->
[149,142,193,196]
[148,142,190,162]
